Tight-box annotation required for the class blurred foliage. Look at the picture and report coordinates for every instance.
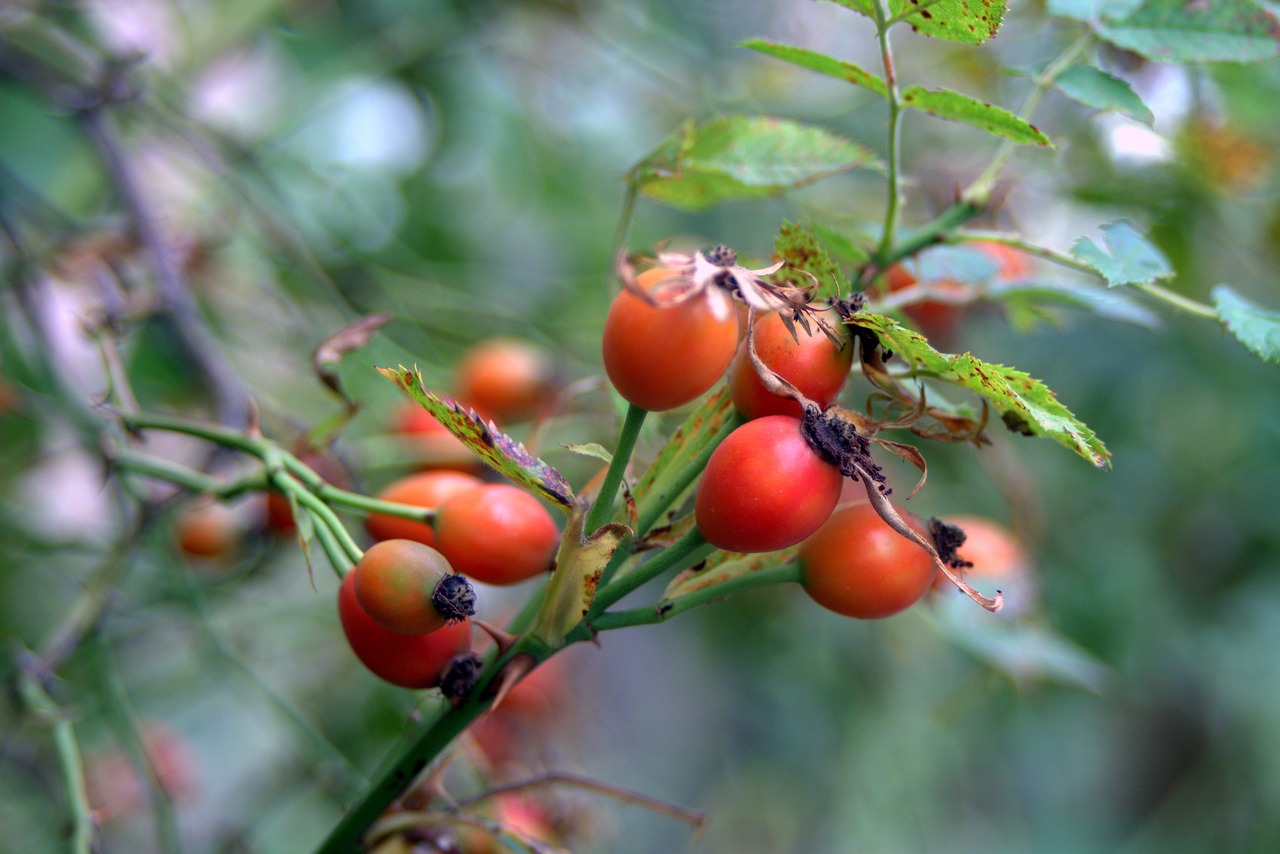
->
[1,0,1279,852]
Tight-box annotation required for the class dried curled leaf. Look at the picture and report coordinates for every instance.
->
[379,365,574,508]
[313,313,392,404]
[531,503,630,646]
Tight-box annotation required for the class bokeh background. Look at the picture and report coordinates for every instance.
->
[2,1,1280,851]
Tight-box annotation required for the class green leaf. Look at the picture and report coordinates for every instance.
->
[1069,220,1173,287]
[1053,65,1154,126]
[562,443,613,463]
[1097,0,1280,64]
[901,87,1053,146]
[818,0,875,17]
[773,220,844,300]
[892,0,1008,44]
[741,39,887,98]
[846,313,1110,466]
[379,365,574,508]
[1212,286,1280,364]
[819,0,1009,44]
[629,116,884,212]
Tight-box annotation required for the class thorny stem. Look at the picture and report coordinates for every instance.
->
[308,507,358,576]
[585,403,647,534]
[871,199,985,277]
[588,527,717,619]
[963,32,1096,205]
[367,771,704,845]
[32,526,143,675]
[316,632,554,854]
[874,2,905,261]
[591,561,803,631]
[456,770,704,827]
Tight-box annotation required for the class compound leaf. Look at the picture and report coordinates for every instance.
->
[1213,286,1280,364]
[1070,221,1173,287]
[846,314,1110,467]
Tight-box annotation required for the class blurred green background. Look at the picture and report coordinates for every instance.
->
[2,1,1279,851]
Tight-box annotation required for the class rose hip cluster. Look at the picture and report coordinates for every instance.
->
[341,477,560,688]
[603,247,951,620]
[340,339,562,689]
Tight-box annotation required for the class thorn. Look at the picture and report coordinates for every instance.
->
[472,619,518,655]
[487,653,537,714]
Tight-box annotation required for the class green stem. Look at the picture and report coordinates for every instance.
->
[947,231,1219,320]
[634,413,741,538]
[873,199,985,274]
[315,697,487,854]
[589,527,716,619]
[35,532,139,674]
[308,507,358,576]
[313,483,436,525]
[110,448,267,499]
[963,32,1095,205]
[584,404,647,534]
[1136,282,1218,320]
[17,668,95,854]
[264,447,363,569]
[316,632,555,853]
[591,561,802,631]
[122,411,263,456]
[874,2,904,261]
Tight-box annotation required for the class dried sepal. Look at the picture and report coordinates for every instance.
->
[744,308,817,413]
[619,244,792,313]
[856,470,1002,613]
[873,438,928,499]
